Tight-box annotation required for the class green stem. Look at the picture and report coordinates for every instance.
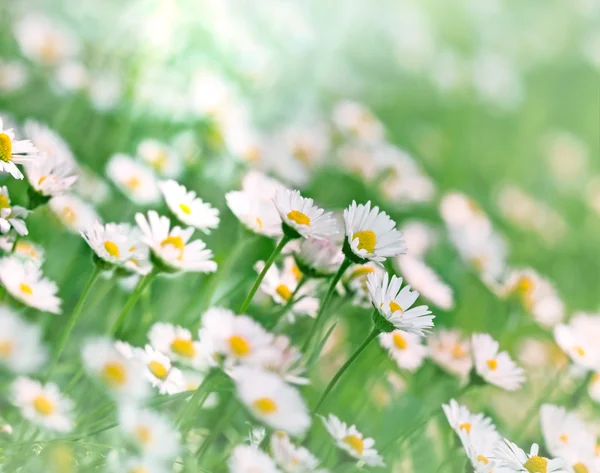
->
[313,327,380,414]
[196,397,240,462]
[109,270,157,336]
[44,265,101,383]
[238,235,290,314]
[176,370,217,429]
[301,258,352,354]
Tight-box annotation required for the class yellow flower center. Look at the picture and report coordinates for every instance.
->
[229,335,251,357]
[253,397,278,414]
[559,433,568,444]
[392,332,407,350]
[179,203,192,215]
[291,264,303,282]
[150,150,168,172]
[459,422,471,433]
[245,146,262,162]
[349,266,375,279]
[486,359,498,371]
[477,455,489,465]
[0,340,13,358]
[255,217,263,230]
[33,395,55,416]
[276,284,293,301]
[160,235,185,261]
[125,176,141,190]
[61,206,77,225]
[0,133,12,162]
[574,463,590,473]
[293,145,311,164]
[148,361,168,380]
[516,276,535,294]
[287,210,311,226]
[38,176,47,186]
[451,344,467,359]
[352,230,377,253]
[171,338,195,357]
[342,434,364,455]
[523,456,548,473]
[389,301,404,314]
[135,425,153,445]
[20,283,33,295]
[104,241,120,258]
[128,467,148,473]
[16,242,38,259]
[573,345,585,357]
[102,361,127,386]
[0,194,9,209]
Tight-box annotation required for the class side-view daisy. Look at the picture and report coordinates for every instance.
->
[159,179,220,233]
[428,329,473,379]
[81,221,146,268]
[0,307,47,374]
[553,314,600,370]
[540,404,596,459]
[271,431,326,473]
[320,414,385,467]
[24,152,78,199]
[49,194,101,234]
[0,185,29,235]
[367,271,435,336]
[0,256,61,314]
[493,439,568,473]
[294,238,344,278]
[471,334,525,391]
[137,139,183,178]
[135,210,217,273]
[229,444,282,473]
[106,153,161,205]
[10,377,73,432]
[379,329,428,372]
[23,120,76,167]
[0,117,37,179]
[343,201,406,263]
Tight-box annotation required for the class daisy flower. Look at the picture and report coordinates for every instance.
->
[49,194,101,234]
[294,238,344,278]
[588,372,600,403]
[82,221,146,268]
[0,307,47,374]
[74,167,111,205]
[135,210,217,273]
[24,152,79,198]
[132,345,185,395]
[271,431,326,473]
[274,188,337,240]
[137,139,183,178]
[395,255,454,311]
[471,334,525,391]
[0,257,61,314]
[0,185,29,235]
[262,335,308,386]
[428,329,473,379]
[0,59,28,93]
[343,201,406,263]
[320,414,385,467]
[442,399,497,440]
[367,271,435,336]
[493,439,568,473]
[10,377,73,432]
[106,154,161,205]
[13,239,45,267]
[159,180,220,233]
[149,322,208,368]
[341,263,385,308]
[119,405,180,461]
[82,337,149,400]
[0,117,37,179]
[554,313,600,370]
[331,100,384,143]
[540,404,596,459]
[229,445,282,473]
[232,367,311,437]
[379,329,427,372]
[23,120,76,167]
[399,220,438,258]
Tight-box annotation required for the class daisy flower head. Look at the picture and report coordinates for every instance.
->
[159,179,220,233]
[341,262,385,308]
[82,221,146,269]
[442,399,497,441]
[82,337,149,400]
[379,329,428,372]
[471,333,525,391]
[24,152,79,199]
[262,335,308,386]
[232,366,311,437]
[367,271,435,336]
[331,100,384,143]
[540,404,596,459]
[11,377,73,432]
[0,117,37,179]
[132,344,185,395]
[294,238,344,278]
[273,188,337,240]
[49,194,100,234]
[553,313,600,370]
[229,444,282,473]
[106,153,161,205]
[271,431,326,473]
[428,329,473,379]
[0,59,28,94]
[149,322,208,368]
[396,255,455,311]
[0,185,29,235]
[589,372,600,403]
[320,414,385,467]
[0,257,61,314]
[0,307,47,374]
[74,167,111,205]
[23,120,77,167]
[13,239,45,267]
[493,439,569,473]
[137,139,183,178]
[343,201,406,264]
[119,405,180,461]
[135,210,217,273]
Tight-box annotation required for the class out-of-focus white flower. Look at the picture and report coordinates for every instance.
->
[25,152,79,197]
[229,444,282,473]
[74,168,111,205]
[332,100,384,143]
[263,335,308,386]
[379,330,427,372]
[0,117,37,179]
[24,120,76,167]
[337,143,381,182]
[471,334,525,391]
[554,313,600,370]
[54,60,88,93]
[341,263,385,308]
[540,404,596,463]
[320,413,385,467]
[232,367,311,437]
[106,154,161,205]
[159,180,219,233]
[0,257,61,314]
[0,185,29,235]
[49,194,100,234]
[190,70,235,120]
[271,431,326,473]
[493,439,568,473]
[274,189,337,240]
[13,240,45,267]
[11,377,74,432]
[542,132,589,189]
[428,329,472,379]
[471,52,523,110]
[149,322,208,369]
[399,221,438,259]
[0,307,47,374]
[172,130,201,166]
[132,345,185,395]
[294,238,344,278]
[0,59,28,93]
[396,255,454,311]
[588,372,600,403]
[137,139,183,178]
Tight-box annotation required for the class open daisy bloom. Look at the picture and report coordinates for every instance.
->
[331,100,385,143]
[10,377,74,432]
[24,152,79,201]
[0,256,61,314]
[428,329,473,379]
[0,185,29,235]
[232,366,311,437]
[0,117,37,179]
[378,329,427,372]
[553,313,600,370]
[23,120,77,167]
[0,307,48,374]
[367,271,435,336]
[320,414,385,467]
[270,431,326,473]
[106,154,161,205]
[82,221,147,269]
[137,139,183,178]
[132,344,185,395]
[343,201,406,264]
[471,334,525,391]
[135,210,217,273]
[229,445,281,473]
[49,194,101,234]
[493,439,569,473]
[149,322,208,369]
[159,179,220,233]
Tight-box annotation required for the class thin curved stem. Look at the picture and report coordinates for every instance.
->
[313,327,380,414]
[238,235,290,314]
[109,270,157,336]
[44,265,101,383]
